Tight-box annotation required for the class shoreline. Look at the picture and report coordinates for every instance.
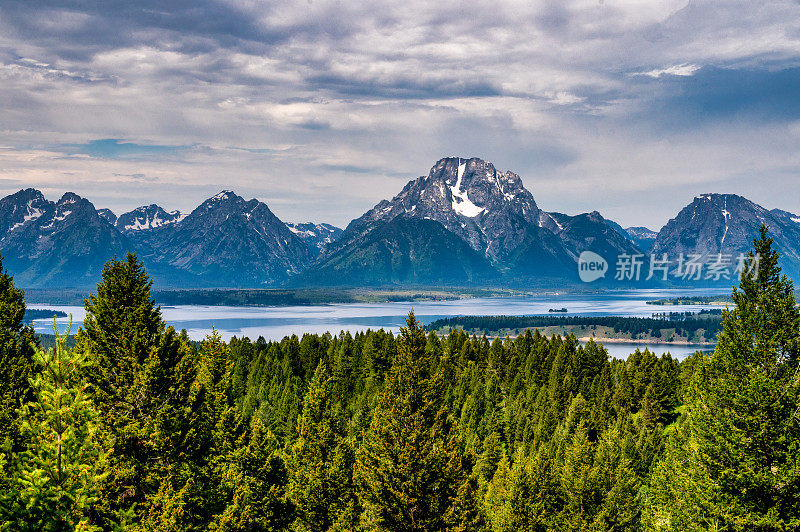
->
[578,336,714,346]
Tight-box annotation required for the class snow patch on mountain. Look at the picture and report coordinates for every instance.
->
[212,190,234,201]
[721,197,731,247]
[449,160,484,217]
[9,203,44,232]
[53,210,72,222]
[117,205,186,232]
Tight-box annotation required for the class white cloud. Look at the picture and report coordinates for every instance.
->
[634,63,701,78]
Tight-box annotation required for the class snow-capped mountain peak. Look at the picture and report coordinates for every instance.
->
[344,157,542,260]
[212,190,235,201]
[286,222,344,256]
[116,204,186,232]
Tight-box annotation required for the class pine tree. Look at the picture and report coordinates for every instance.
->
[558,420,594,528]
[142,329,235,530]
[356,311,472,531]
[590,421,640,530]
[0,254,38,454]
[1,334,110,531]
[287,362,358,531]
[75,253,190,522]
[646,226,800,531]
[210,415,295,531]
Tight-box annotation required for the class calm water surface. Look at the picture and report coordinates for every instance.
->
[30,288,726,360]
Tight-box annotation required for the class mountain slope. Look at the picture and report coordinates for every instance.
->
[0,192,134,287]
[344,157,544,264]
[0,188,51,236]
[287,222,343,257]
[97,208,117,225]
[300,216,497,286]
[142,191,310,286]
[326,157,585,282]
[322,157,646,283]
[651,194,800,280]
[541,211,643,258]
[625,226,658,252]
[116,204,186,232]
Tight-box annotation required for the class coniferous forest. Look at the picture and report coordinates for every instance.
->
[1,226,799,531]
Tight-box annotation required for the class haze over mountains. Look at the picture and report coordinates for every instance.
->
[3,157,798,288]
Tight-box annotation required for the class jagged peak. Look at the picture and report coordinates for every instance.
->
[57,192,84,205]
[196,190,245,211]
[133,203,163,212]
[210,190,237,201]
[694,193,745,203]
[12,188,47,200]
[626,226,657,234]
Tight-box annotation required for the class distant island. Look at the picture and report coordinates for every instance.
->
[23,308,67,323]
[425,314,721,345]
[646,295,733,306]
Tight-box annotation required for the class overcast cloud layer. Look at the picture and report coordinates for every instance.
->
[1,0,799,228]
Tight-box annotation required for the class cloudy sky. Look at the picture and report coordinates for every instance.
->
[1,0,799,229]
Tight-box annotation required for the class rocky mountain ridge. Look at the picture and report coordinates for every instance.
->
[2,160,797,288]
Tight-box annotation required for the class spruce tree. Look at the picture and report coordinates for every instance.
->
[0,254,37,453]
[1,334,110,531]
[356,311,472,531]
[75,253,189,522]
[646,226,800,530]
[287,362,358,531]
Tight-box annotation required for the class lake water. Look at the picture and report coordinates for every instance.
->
[29,288,726,360]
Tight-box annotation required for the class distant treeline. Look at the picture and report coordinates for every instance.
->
[651,309,723,320]
[425,314,722,340]
[646,295,734,305]
[154,288,324,306]
[152,288,469,306]
[22,308,67,322]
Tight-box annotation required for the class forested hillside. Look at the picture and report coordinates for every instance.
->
[1,226,799,531]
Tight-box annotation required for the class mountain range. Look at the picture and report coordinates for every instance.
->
[2,157,798,288]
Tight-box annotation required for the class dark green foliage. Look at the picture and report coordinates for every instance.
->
[356,311,474,531]
[646,225,800,531]
[0,255,38,453]
[75,253,193,523]
[287,362,358,531]
[426,314,722,341]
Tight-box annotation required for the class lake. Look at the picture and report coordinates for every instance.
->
[29,288,726,360]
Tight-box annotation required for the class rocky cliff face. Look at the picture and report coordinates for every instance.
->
[345,157,544,265]
[650,193,800,279]
[286,222,343,257]
[140,191,311,286]
[116,204,186,232]
[0,191,133,287]
[317,157,640,284]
